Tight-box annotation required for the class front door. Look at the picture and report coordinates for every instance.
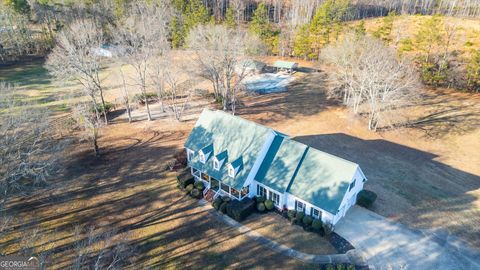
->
[210,178,219,191]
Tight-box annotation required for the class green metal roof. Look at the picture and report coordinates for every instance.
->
[286,147,359,214]
[273,60,298,69]
[255,136,307,193]
[184,109,272,190]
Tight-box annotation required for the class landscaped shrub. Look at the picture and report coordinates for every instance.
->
[257,202,266,212]
[357,190,377,208]
[226,198,255,221]
[287,210,297,220]
[336,263,345,270]
[302,215,313,226]
[296,212,305,221]
[323,223,333,236]
[264,199,274,210]
[255,196,265,203]
[347,264,355,270]
[190,188,201,199]
[220,201,229,214]
[312,219,323,231]
[222,196,231,202]
[194,181,205,191]
[174,150,187,167]
[325,264,334,270]
[177,170,194,189]
[213,197,222,210]
[185,184,194,194]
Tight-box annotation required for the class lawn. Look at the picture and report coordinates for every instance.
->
[243,213,337,255]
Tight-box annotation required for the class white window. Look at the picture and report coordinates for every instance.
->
[349,179,356,192]
[213,159,220,170]
[296,200,305,213]
[187,149,194,161]
[311,208,321,219]
[268,190,280,206]
[228,165,235,177]
[257,185,267,198]
[199,152,206,164]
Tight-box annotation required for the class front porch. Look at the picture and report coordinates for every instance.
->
[190,167,249,201]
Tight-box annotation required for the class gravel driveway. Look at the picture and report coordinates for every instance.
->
[335,206,480,270]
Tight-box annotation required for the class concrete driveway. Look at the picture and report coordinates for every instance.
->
[335,206,480,270]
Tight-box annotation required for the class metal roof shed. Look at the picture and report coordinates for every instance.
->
[273,60,298,72]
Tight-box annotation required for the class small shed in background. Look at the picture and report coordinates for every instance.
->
[273,60,298,73]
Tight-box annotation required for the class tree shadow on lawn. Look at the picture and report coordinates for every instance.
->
[388,89,480,138]
[3,125,312,269]
[294,133,480,248]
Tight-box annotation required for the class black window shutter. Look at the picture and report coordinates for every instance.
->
[295,200,297,210]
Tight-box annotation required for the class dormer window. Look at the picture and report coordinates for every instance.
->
[228,165,235,177]
[186,149,194,161]
[199,144,213,164]
[213,159,220,170]
[199,152,206,163]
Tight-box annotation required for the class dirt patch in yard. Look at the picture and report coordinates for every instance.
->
[243,213,337,255]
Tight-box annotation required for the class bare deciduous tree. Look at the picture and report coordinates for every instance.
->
[0,83,66,210]
[115,1,171,121]
[163,58,196,121]
[46,19,108,125]
[187,24,262,114]
[321,33,420,131]
[72,103,102,156]
[119,66,133,123]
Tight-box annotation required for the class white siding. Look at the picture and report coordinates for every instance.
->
[332,167,367,224]
[284,193,335,225]
[250,181,284,209]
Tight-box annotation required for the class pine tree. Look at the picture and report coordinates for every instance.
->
[249,3,278,54]
[466,49,480,93]
[170,0,211,48]
[225,7,236,28]
[354,20,366,37]
[293,24,311,59]
[373,11,396,43]
[309,0,334,58]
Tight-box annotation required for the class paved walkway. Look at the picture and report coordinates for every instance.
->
[335,206,480,270]
[198,200,365,266]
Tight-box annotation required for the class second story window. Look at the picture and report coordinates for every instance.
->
[213,159,220,170]
[228,165,235,177]
[199,152,206,163]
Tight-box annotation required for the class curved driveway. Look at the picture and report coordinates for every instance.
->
[335,206,480,270]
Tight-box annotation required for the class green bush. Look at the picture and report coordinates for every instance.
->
[347,264,355,270]
[302,215,313,226]
[185,184,194,193]
[264,199,274,210]
[323,223,333,236]
[257,202,266,212]
[287,210,297,220]
[336,263,345,270]
[255,196,265,203]
[226,198,255,221]
[220,202,228,214]
[222,196,231,202]
[296,212,305,221]
[91,102,113,116]
[357,190,377,208]
[176,170,194,189]
[190,188,201,199]
[326,264,334,270]
[132,92,158,104]
[213,200,221,210]
[312,219,323,231]
[194,181,205,191]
